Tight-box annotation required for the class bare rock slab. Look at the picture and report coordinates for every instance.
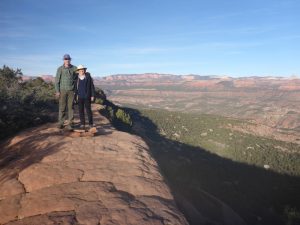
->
[0,105,188,225]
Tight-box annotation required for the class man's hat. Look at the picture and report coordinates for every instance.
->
[63,54,71,60]
[77,65,87,71]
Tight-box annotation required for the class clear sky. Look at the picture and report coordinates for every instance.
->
[0,0,299,77]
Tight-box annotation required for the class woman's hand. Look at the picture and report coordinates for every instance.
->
[91,97,94,102]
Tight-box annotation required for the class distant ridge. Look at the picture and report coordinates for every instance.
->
[22,73,299,83]
[21,74,300,93]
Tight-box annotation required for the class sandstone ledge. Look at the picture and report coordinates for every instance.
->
[0,105,188,225]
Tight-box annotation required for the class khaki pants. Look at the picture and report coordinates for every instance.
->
[58,90,74,125]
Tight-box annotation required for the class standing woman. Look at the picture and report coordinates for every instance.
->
[75,65,95,129]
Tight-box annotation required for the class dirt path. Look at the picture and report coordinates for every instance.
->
[0,105,188,225]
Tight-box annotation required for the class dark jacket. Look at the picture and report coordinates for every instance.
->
[75,72,95,99]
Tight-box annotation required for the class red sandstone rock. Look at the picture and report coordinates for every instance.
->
[0,105,188,225]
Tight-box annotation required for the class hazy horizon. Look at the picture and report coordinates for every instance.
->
[22,72,300,79]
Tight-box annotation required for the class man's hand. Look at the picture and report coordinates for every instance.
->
[91,97,94,102]
[55,92,60,98]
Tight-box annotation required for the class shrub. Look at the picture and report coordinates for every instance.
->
[284,206,300,225]
[95,98,104,104]
[0,65,57,140]
[94,87,106,105]
[95,89,132,132]
[116,108,132,126]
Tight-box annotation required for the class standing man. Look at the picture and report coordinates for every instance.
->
[55,54,77,130]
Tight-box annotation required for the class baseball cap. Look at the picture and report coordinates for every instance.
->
[63,54,71,60]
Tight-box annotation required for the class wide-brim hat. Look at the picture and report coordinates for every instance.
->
[77,65,87,71]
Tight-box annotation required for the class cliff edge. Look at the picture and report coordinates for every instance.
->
[0,105,188,225]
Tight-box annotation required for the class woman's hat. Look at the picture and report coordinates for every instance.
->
[77,65,87,71]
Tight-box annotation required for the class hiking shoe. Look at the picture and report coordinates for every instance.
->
[66,124,73,131]
[86,124,95,129]
[79,124,85,129]
[57,124,64,129]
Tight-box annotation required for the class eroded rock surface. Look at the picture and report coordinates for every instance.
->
[0,105,188,225]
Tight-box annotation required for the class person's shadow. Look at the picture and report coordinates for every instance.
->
[125,107,300,225]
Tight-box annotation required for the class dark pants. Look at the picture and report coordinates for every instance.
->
[78,97,93,125]
[58,90,74,125]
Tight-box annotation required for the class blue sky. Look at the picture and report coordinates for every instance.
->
[0,0,299,77]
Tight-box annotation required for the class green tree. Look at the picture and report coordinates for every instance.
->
[0,66,57,140]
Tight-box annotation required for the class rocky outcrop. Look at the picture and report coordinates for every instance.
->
[0,105,188,225]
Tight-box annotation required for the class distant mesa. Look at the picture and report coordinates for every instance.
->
[21,73,300,91]
[22,75,55,82]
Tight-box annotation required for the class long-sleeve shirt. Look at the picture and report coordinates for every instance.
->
[55,64,77,92]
